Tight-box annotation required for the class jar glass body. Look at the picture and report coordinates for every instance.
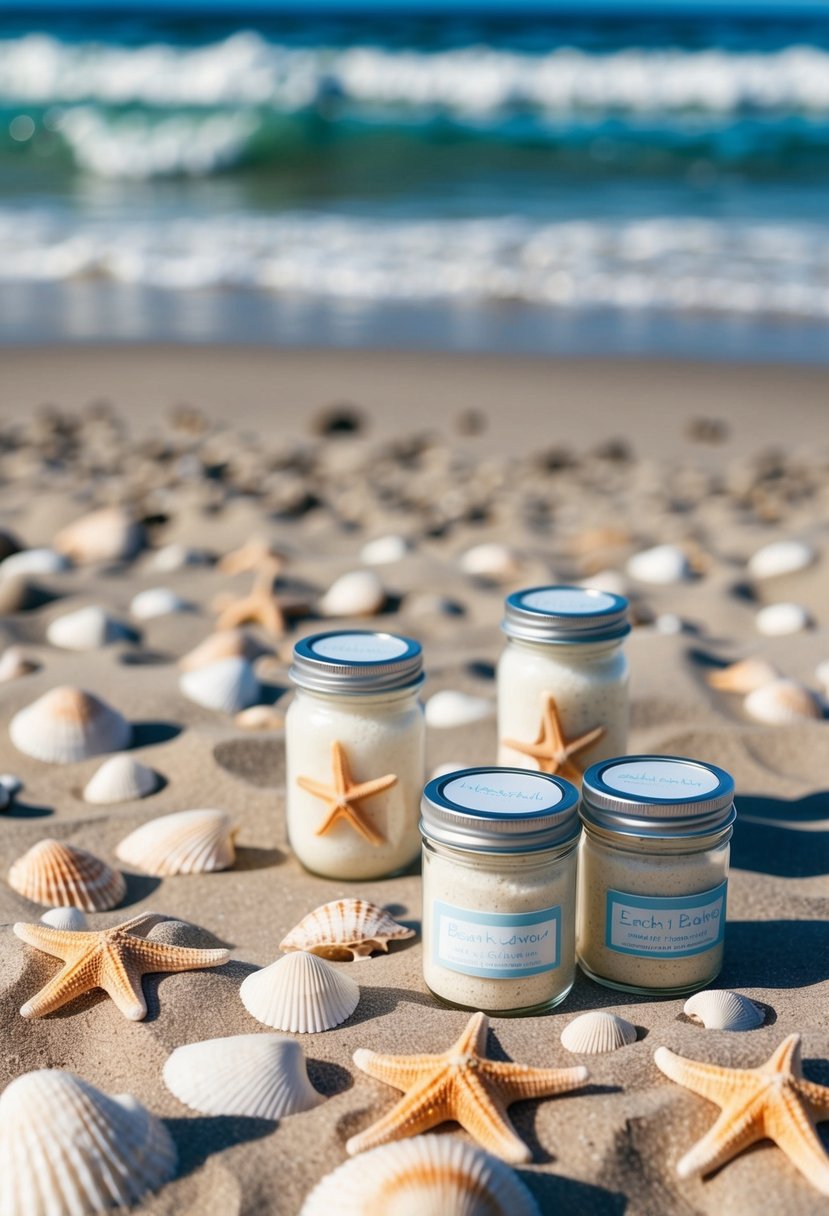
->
[286,684,424,880]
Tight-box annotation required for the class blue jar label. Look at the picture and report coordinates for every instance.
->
[605,882,727,959]
[433,900,561,979]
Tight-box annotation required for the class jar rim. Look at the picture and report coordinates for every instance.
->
[291,629,423,695]
[502,584,630,645]
[581,754,735,838]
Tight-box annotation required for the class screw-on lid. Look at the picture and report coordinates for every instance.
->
[290,630,423,695]
[502,585,630,645]
[421,767,580,853]
[581,755,735,838]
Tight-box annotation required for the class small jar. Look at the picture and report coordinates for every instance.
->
[497,586,630,782]
[577,755,736,996]
[286,630,425,881]
[421,767,580,1016]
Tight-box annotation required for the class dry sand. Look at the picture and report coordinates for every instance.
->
[0,346,827,1215]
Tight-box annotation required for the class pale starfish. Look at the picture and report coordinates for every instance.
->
[13,912,230,1021]
[215,569,287,637]
[217,538,285,578]
[347,1010,589,1163]
[655,1035,829,1195]
[501,691,605,782]
[296,741,396,846]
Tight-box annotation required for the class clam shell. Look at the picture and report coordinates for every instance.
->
[626,544,692,585]
[179,656,260,713]
[360,535,411,565]
[755,602,810,636]
[83,754,160,804]
[560,1011,637,1055]
[0,646,39,682]
[706,656,780,694]
[240,951,360,1033]
[459,543,521,582]
[319,570,385,617]
[280,899,415,962]
[744,678,821,725]
[299,1136,540,1216]
[684,989,764,1031]
[163,1034,324,1119]
[46,605,134,651]
[8,839,126,911]
[0,547,70,579]
[747,540,816,580]
[425,690,494,728]
[40,906,88,931]
[0,1068,176,1216]
[179,629,268,672]
[54,506,144,564]
[130,587,192,620]
[116,809,236,876]
[9,686,131,763]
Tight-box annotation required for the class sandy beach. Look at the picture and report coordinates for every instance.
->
[0,345,827,1216]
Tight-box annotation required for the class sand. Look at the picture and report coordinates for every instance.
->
[0,346,827,1216]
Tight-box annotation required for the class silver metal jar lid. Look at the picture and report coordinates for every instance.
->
[581,755,736,838]
[501,585,630,645]
[421,767,580,854]
[290,630,423,695]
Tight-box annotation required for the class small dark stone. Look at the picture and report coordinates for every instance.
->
[593,438,633,463]
[312,404,365,437]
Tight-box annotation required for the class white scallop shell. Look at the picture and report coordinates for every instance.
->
[626,544,692,585]
[40,906,88,931]
[300,1136,540,1216]
[179,629,268,672]
[560,1011,637,1055]
[744,678,821,725]
[130,587,192,620]
[684,989,764,1031]
[747,540,816,580]
[360,535,411,565]
[8,839,126,911]
[459,542,521,582]
[240,951,360,1033]
[280,899,415,962]
[83,754,160,804]
[425,690,494,728]
[10,686,131,764]
[116,809,236,876]
[706,656,780,694]
[47,605,134,651]
[755,602,810,636]
[179,656,260,713]
[319,570,385,617]
[0,1068,176,1216]
[0,548,70,580]
[53,506,143,565]
[0,646,39,682]
[163,1034,324,1119]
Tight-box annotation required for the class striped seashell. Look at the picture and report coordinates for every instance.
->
[83,755,160,805]
[684,989,765,1031]
[40,906,88,931]
[0,547,70,580]
[53,506,144,565]
[560,1011,637,1055]
[425,690,494,728]
[626,544,692,585]
[299,1136,541,1216]
[747,539,816,580]
[8,839,126,911]
[459,542,521,582]
[755,602,810,636]
[240,951,359,1034]
[9,686,131,763]
[115,809,236,876]
[0,1068,176,1216]
[706,656,780,694]
[46,605,135,651]
[0,646,39,682]
[280,899,415,962]
[130,587,192,620]
[163,1034,324,1120]
[319,570,385,617]
[744,678,822,725]
[179,656,260,713]
[179,629,269,672]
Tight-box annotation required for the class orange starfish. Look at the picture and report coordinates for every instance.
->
[347,1010,588,1163]
[655,1035,829,1195]
[215,569,287,637]
[501,691,605,781]
[296,741,397,846]
[217,538,285,578]
[14,912,229,1021]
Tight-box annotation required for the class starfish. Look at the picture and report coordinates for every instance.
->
[347,1010,589,1163]
[13,912,230,1021]
[501,691,605,782]
[217,538,285,578]
[655,1035,829,1195]
[296,741,396,846]
[215,569,288,637]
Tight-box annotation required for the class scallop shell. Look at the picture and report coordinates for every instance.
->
[0,547,70,579]
[46,605,134,651]
[755,602,810,636]
[560,1011,637,1055]
[40,906,88,931]
[83,754,160,804]
[459,542,521,582]
[9,686,131,764]
[179,629,268,672]
[744,678,821,725]
[319,570,385,617]
[163,1034,324,1119]
[360,534,411,565]
[747,540,816,580]
[179,656,260,713]
[0,646,39,682]
[425,690,494,728]
[0,1068,177,1216]
[54,506,144,564]
[8,839,126,911]
[626,544,692,585]
[130,587,192,620]
[706,656,780,694]
[684,989,764,1031]
[299,1136,540,1216]
[115,809,236,876]
[240,951,359,1033]
[280,899,415,962]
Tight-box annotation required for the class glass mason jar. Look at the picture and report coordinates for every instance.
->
[497,586,630,782]
[577,755,736,996]
[286,630,425,881]
[420,767,581,1016]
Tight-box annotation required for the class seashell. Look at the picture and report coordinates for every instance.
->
[626,544,692,585]
[179,656,260,713]
[655,613,685,635]
[148,543,213,572]
[9,686,131,763]
[218,538,285,576]
[684,989,764,1031]
[299,1136,540,1216]
[130,587,193,620]
[280,899,415,962]
[0,547,70,579]
[459,542,521,582]
[755,602,811,636]
[360,534,411,565]
[319,570,385,617]
[816,659,829,694]
[54,506,143,564]
[747,540,816,580]
[234,705,284,731]
[560,1011,637,1055]
[240,950,359,1033]
[0,575,54,614]
[706,656,780,694]
[743,678,821,725]
[83,754,160,804]
[40,906,88,931]
[116,809,236,876]
[46,605,135,651]
[0,772,23,796]
[8,838,126,910]
[0,646,39,682]
[163,1034,324,1120]
[179,628,268,672]
[425,690,494,728]
[0,1068,177,1216]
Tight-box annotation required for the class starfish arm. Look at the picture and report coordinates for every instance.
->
[331,742,352,796]
[313,803,385,845]
[798,1079,829,1118]
[457,1071,532,1164]
[129,940,230,973]
[349,774,399,800]
[215,599,252,630]
[767,1089,829,1196]
[13,922,99,957]
[675,1105,765,1180]
[654,1047,757,1104]
[500,737,545,763]
[455,1011,490,1055]
[112,911,168,936]
[558,757,589,782]
[345,1076,453,1155]
[764,1034,802,1077]
[100,951,149,1021]
[352,1048,441,1091]
[296,775,336,799]
[487,1061,589,1103]
[543,696,566,751]
[19,961,88,1018]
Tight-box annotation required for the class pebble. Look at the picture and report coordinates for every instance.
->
[459,542,520,582]
[360,535,411,565]
[755,602,811,636]
[626,544,692,585]
[319,570,385,617]
[747,540,816,580]
[744,679,822,725]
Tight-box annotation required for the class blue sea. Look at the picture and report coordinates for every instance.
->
[2,3,829,359]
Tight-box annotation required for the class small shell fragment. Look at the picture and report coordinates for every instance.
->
[46,605,135,651]
[148,544,212,572]
[130,587,192,620]
[179,656,260,713]
[755,602,810,636]
[626,544,692,585]
[747,540,816,580]
[240,951,360,1033]
[744,678,822,725]
[234,705,284,731]
[40,906,88,931]
[560,1011,637,1055]
[280,899,415,962]
[9,686,131,763]
[360,535,411,565]
[684,989,764,1031]
[425,690,494,728]
[0,646,39,682]
[459,543,521,582]
[0,548,70,580]
[116,809,236,876]
[706,657,780,694]
[83,754,161,804]
[319,570,385,618]
[8,839,126,911]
